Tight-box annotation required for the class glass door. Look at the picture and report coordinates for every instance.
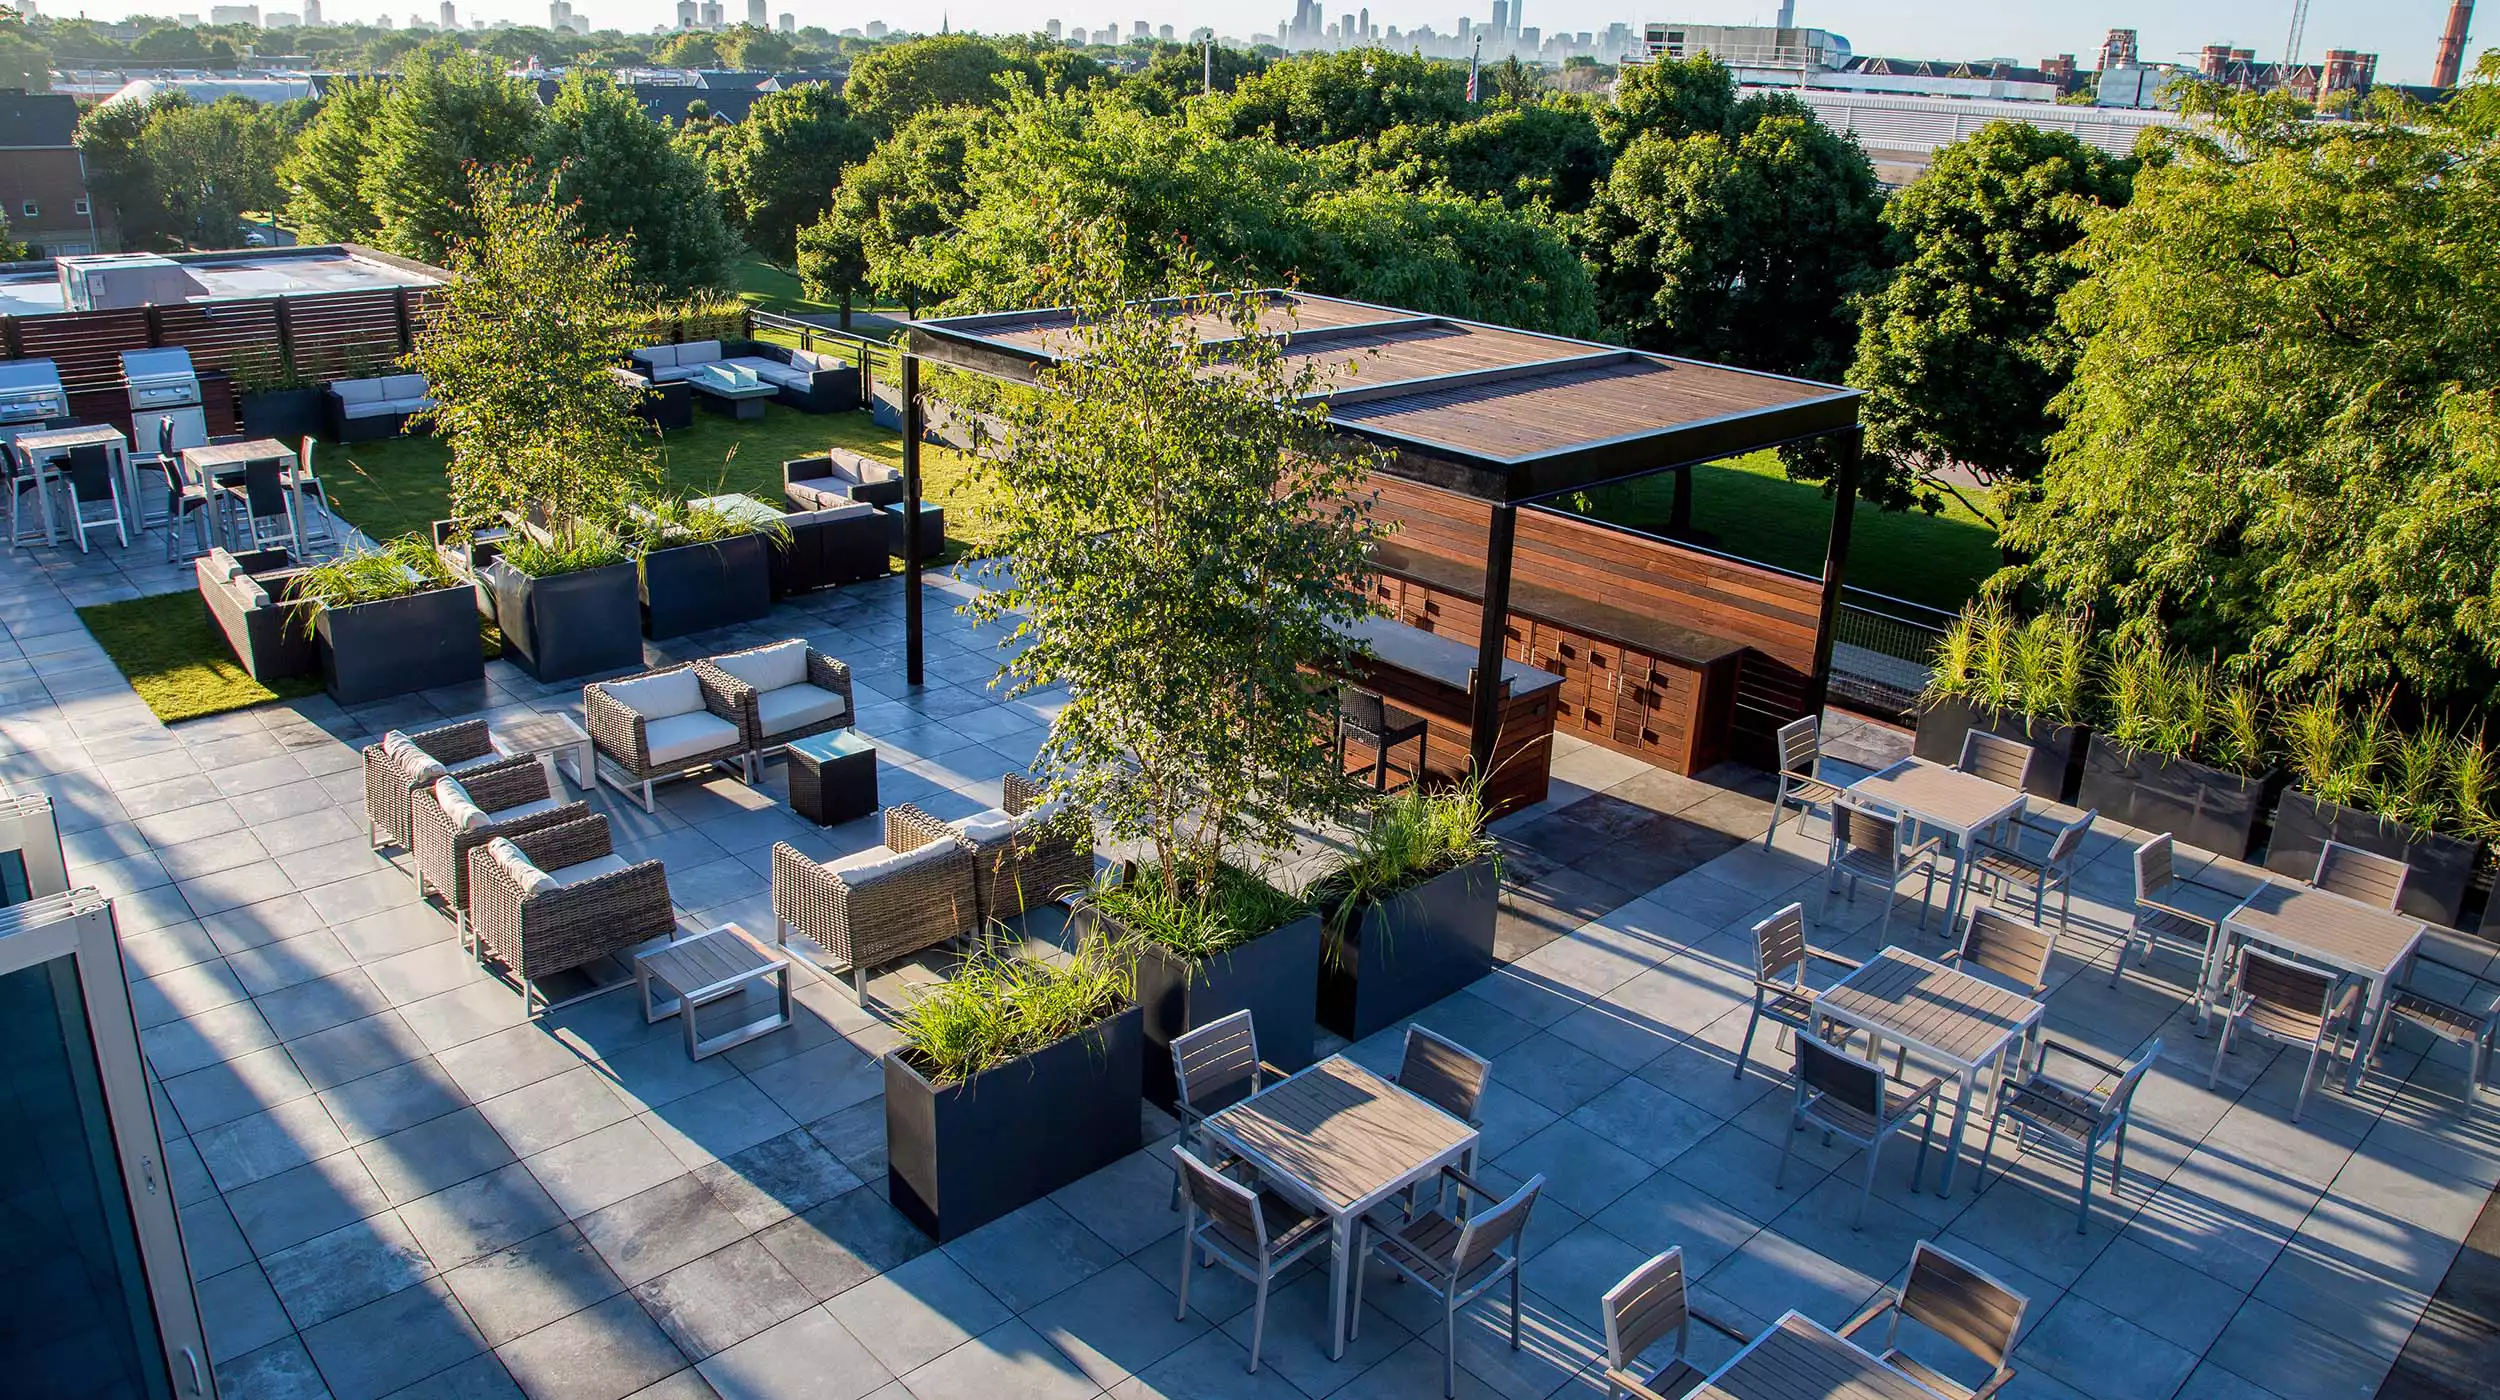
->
[0,888,213,1398]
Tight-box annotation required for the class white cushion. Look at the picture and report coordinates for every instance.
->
[485,836,556,897]
[548,852,632,888]
[755,683,846,739]
[678,339,723,364]
[712,640,808,693]
[825,838,953,885]
[384,729,445,787]
[383,374,430,398]
[638,344,680,370]
[601,667,705,720]
[950,808,1019,845]
[653,365,698,383]
[432,776,487,832]
[643,710,739,768]
[332,379,383,404]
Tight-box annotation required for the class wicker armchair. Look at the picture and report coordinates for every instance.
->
[771,805,977,1003]
[584,663,752,812]
[362,718,501,852]
[698,639,855,767]
[411,756,587,934]
[947,771,1096,925]
[465,814,677,1016]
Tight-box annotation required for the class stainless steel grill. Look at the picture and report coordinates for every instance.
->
[0,359,68,429]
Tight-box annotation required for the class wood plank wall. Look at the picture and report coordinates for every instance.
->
[1368,474,1829,769]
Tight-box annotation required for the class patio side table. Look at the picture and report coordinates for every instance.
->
[788,728,877,826]
[636,923,793,1060]
[492,711,593,794]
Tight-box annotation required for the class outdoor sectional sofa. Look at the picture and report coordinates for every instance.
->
[324,373,438,442]
[630,339,861,414]
[784,450,905,508]
[607,365,694,431]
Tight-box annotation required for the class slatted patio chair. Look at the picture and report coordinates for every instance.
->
[1172,1145,1330,1376]
[2112,834,2235,1019]
[1966,808,2094,937]
[1601,1246,1754,1400]
[1393,1023,1492,1215]
[1978,1037,2161,1231]
[1944,905,2056,1000]
[2363,947,2498,1111]
[1764,715,1845,850]
[1821,798,1944,944]
[1166,1009,1288,1210]
[1840,1242,2029,1400]
[1956,730,2036,793]
[2208,946,2362,1122]
[1350,1167,1546,1399]
[2314,840,2407,911]
[63,442,127,552]
[1775,1037,1944,1228]
[1734,901,1859,1080]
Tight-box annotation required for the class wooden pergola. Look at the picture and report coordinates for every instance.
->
[894,291,1864,775]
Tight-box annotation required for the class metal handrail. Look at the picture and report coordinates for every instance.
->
[746,309,902,407]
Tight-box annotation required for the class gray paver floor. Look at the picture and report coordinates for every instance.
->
[4,533,2494,1400]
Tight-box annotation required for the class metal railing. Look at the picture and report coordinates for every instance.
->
[1830,585,1952,722]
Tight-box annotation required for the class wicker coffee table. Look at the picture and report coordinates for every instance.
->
[788,728,877,826]
[492,712,592,793]
[636,923,792,1060]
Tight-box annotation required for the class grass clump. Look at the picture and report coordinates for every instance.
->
[78,593,322,724]
[290,534,456,637]
[1309,778,1501,940]
[893,936,1133,1085]
[1086,858,1307,961]
[502,526,631,578]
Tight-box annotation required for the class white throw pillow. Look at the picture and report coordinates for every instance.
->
[384,729,445,787]
[711,639,809,693]
[599,667,705,720]
[825,838,953,885]
[485,836,557,896]
[950,809,1019,845]
[432,776,488,833]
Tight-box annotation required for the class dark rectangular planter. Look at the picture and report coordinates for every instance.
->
[241,387,327,443]
[1912,697,2085,801]
[883,1003,1143,1242]
[1319,857,1500,1041]
[638,533,771,639]
[1078,904,1323,1111]
[483,558,644,683]
[2262,789,2485,928]
[315,582,484,706]
[2076,736,2273,861]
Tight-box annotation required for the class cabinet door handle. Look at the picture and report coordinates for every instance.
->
[181,1347,205,1396]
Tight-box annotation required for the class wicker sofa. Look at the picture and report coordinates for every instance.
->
[467,814,677,1016]
[607,365,694,431]
[631,339,861,414]
[948,772,1097,925]
[362,718,511,851]
[696,640,854,765]
[584,663,752,812]
[688,492,887,597]
[784,449,904,509]
[196,547,316,683]
[772,806,977,1002]
[411,756,587,932]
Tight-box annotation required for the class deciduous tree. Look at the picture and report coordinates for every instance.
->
[1221,47,1469,147]
[281,73,386,243]
[1596,52,1734,151]
[361,41,543,264]
[841,35,1036,133]
[536,70,736,294]
[706,81,873,265]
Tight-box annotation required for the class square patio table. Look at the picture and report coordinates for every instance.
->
[1842,758,2027,933]
[1818,945,2045,1196]
[492,711,592,793]
[2223,880,2424,1091]
[16,424,135,540]
[1690,1310,1940,1400]
[636,923,793,1060]
[1200,1055,1478,1362]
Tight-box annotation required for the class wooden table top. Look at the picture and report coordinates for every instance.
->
[1845,759,2024,834]
[181,438,298,471]
[14,424,126,455]
[1694,1312,1940,1400]
[493,712,589,753]
[1204,1056,1476,1214]
[638,924,784,998]
[2228,881,2423,979]
[1821,947,2044,1069]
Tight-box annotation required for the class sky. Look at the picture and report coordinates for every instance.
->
[41,0,2483,84]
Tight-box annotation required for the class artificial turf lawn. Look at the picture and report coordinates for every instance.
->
[1571,450,2002,613]
[77,594,322,725]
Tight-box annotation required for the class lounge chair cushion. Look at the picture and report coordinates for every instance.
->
[755,683,847,738]
[642,710,740,768]
[433,776,487,832]
[786,503,876,528]
[677,340,723,365]
[709,640,808,693]
[384,729,445,786]
[825,838,953,885]
[637,344,680,370]
[382,374,430,399]
[486,836,557,897]
[601,667,706,720]
[331,379,384,405]
[786,482,849,509]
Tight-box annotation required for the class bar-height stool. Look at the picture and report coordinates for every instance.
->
[290,436,339,552]
[221,457,301,554]
[1337,686,1428,792]
[62,442,128,552]
[162,449,217,562]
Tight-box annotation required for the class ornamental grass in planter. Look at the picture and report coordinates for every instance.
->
[2077,635,2276,859]
[883,937,1141,1241]
[1309,779,1503,1040]
[293,534,485,705]
[1076,858,1320,1109]
[624,497,783,639]
[483,527,644,683]
[1916,603,2092,799]
[2265,696,2498,927]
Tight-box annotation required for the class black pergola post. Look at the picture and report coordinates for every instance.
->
[902,354,925,688]
[1468,502,1518,779]
[1806,427,1862,715]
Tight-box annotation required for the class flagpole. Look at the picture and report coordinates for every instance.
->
[1468,34,1481,102]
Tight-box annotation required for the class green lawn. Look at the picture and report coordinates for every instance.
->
[79,595,322,724]
[1572,451,2002,612]
[320,403,1000,567]
[732,257,842,316]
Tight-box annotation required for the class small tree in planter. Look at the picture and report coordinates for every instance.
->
[1308,778,1504,1039]
[292,535,488,705]
[622,496,785,639]
[406,166,655,682]
[2077,634,2277,858]
[2268,697,2498,926]
[1916,602,2091,798]
[883,937,1140,1241]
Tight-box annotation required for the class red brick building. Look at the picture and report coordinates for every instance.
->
[0,91,111,256]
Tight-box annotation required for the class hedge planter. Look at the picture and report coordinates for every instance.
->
[2263,790,2485,928]
[883,1003,1143,1242]
[240,387,327,444]
[1078,903,1323,1111]
[639,534,771,639]
[1319,857,1500,1041]
[1913,697,2085,801]
[315,581,483,706]
[2076,736,2274,861]
[483,558,643,683]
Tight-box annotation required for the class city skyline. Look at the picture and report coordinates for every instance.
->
[21,0,2479,82]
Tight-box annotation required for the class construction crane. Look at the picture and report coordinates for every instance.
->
[2284,0,2311,67]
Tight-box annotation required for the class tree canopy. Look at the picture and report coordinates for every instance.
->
[1360,103,1609,212]
[361,42,544,264]
[842,34,1038,133]
[280,74,386,243]
[537,71,737,295]
[1596,53,1735,152]
[1221,47,1471,148]
[700,82,874,266]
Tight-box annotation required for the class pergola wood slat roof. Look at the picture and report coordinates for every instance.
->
[904,291,1861,505]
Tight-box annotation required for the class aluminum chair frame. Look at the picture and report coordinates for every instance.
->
[290,435,339,551]
[2209,945,2363,1122]
[2,441,46,548]
[2363,950,2497,1111]
[1945,904,2057,1000]
[1172,1144,1331,1376]
[1840,1242,2029,1400]
[1967,808,2095,938]
[1350,1166,1545,1399]
[1978,1037,2161,1231]
[1734,901,1860,1080]
[62,442,128,552]
[1776,1036,1945,1229]
[1167,1008,1286,1210]
[2313,839,2407,912]
[1601,1246,1754,1400]
[1821,798,1945,944]
[1957,730,2036,794]
[1765,715,1845,850]
[220,457,301,556]
[2113,834,2238,1028]
[1393,1022,1491,1214]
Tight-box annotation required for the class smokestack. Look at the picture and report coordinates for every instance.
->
[2432,0,2475,87]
